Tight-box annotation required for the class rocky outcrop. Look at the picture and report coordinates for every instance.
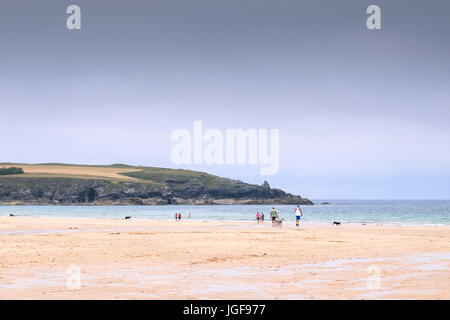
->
[0,177,164,205]
[0,176,313,205]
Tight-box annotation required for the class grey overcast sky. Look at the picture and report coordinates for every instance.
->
[1,0,449,199]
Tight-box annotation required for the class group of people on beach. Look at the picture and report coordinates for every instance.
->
[256,205,303,227]
[256,212,265,222]
[173,207,303,225]
[175,212,191,220]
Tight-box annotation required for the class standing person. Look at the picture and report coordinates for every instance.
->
[256,212,261,223]
[270,207,277,224]
[175,213,178,221]
[178,213,182,220]
[261,212,265,222]
[294,205,303,227]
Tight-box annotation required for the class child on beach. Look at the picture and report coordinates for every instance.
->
[261,212,264,222]
[178,213,182,220]
[175,213,178,221]
[256,212,261,223]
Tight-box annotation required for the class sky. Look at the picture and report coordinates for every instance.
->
[1,0,449,199]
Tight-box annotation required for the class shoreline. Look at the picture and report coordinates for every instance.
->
[1,215,449,227]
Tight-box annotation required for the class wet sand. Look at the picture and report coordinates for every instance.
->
[0,217,449,299]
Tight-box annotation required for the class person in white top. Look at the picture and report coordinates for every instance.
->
[294,205,303,227]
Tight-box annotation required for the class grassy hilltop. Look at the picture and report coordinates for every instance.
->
[0,163,313,205]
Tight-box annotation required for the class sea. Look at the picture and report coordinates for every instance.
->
[1,200,449,225]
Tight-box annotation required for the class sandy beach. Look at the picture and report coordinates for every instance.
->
[0,216,449,299]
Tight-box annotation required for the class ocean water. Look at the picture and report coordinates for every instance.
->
[1,200,449,225]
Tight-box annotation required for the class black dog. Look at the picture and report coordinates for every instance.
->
[333,221,341,226]
[124,216,131,220]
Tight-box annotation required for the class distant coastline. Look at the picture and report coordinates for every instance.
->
[0,163,313,206]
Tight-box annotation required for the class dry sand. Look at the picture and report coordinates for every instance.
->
[0,217,449,299]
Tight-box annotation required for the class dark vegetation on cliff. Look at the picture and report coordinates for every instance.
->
[0,167,24,175]
[0,163,313,205]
